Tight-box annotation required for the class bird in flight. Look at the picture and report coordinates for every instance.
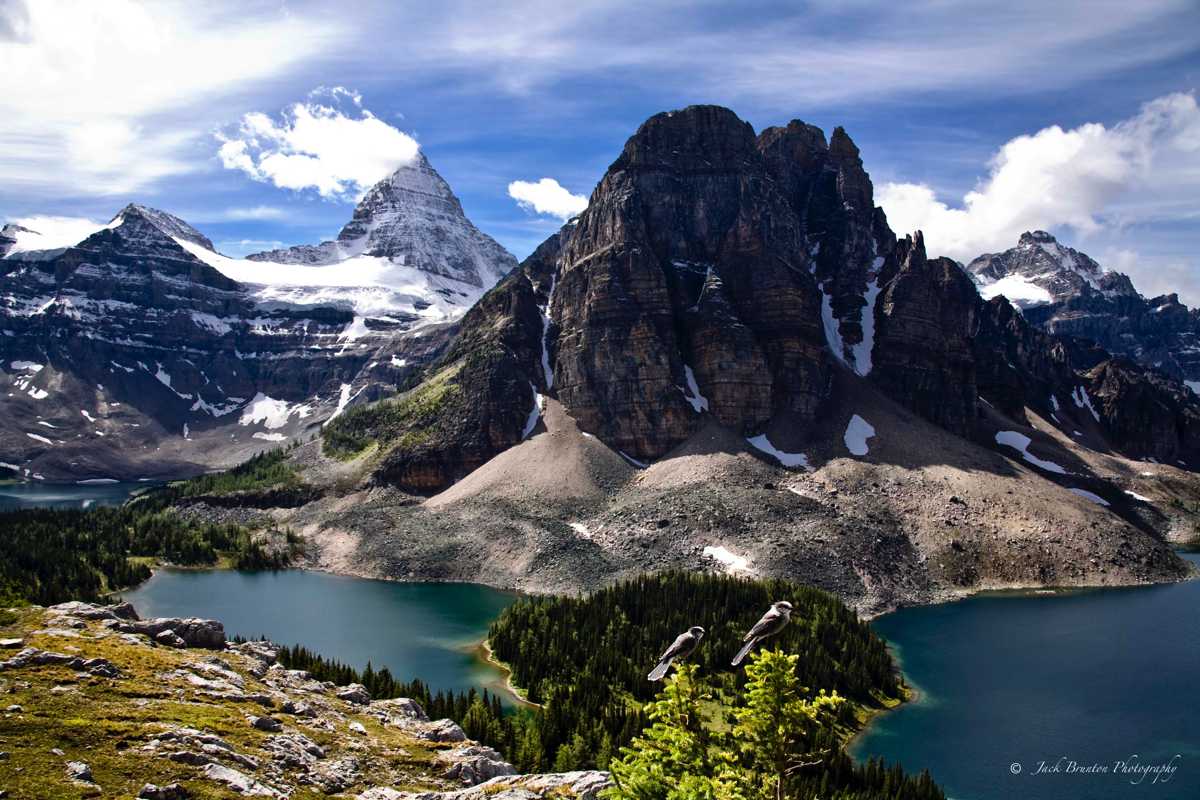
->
[647,625,706,681]
[731,601,793,666]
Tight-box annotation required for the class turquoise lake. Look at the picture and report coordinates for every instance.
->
[851,552,1200,800]
[122,568,520,702]
[0,481,153,511]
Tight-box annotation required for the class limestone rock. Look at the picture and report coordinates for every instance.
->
[110,617,225,649]
[335,683,371,705]
[367,771,611,800]
[438,744,516,785]
[200,763,279,797]
[65,760,93,782]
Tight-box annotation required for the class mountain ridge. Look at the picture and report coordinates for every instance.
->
[967,230,1200,390]
[0,152,514,481]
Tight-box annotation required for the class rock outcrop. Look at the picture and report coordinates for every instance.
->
[0,602,549,798]
[872,234,980,437]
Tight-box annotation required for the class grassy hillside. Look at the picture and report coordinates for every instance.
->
[0,606,471,798]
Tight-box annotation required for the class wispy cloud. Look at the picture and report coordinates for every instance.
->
[508,178,588,219]
[0,0,342,197]
[217,88,420,199]
[355,0,1199,109]
[220,206,288,222]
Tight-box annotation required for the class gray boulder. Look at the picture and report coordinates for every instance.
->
[336,683,372,705]
[438,744,516,785]
[138,783,189,799]
[109,617,225,649]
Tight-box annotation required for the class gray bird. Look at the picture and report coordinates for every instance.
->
[647,625,705,681]
[731,601,794,666]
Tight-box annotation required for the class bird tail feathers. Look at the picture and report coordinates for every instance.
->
[647,658,673,681]
[731,638,757,666]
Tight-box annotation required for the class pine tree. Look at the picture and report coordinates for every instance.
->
[731,649,844,800]
[607,664,731,800]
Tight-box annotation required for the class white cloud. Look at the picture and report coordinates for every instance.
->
[221,206,287,221]
[878,93,1200,263]
[508,178,588,219]
[0,1,341,197]
[7,215,108,253]
[217,88,420,199]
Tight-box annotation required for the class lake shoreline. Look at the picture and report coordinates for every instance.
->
[474,639,542,710]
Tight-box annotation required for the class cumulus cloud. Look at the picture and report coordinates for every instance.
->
[217,88,420,200]
[0,1,341,197]
[508,178,588,219]
[878,92,1200,262]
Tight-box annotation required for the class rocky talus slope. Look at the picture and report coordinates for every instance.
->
[0,151,514,482]
[969,230,1200,387]
[0,601,606,799]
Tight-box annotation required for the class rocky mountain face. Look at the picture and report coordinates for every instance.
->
[339,105,1200,496]
[0,154,514,481]
[968,231,1200,388]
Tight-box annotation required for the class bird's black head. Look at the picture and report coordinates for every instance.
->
[689,626,705,637]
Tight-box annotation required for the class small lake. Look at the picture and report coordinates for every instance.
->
[122,569,520,702]
[851,552,1200,800]
[0,481,153,511]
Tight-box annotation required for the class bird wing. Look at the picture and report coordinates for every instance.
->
[744,607,783,640]
[658,630,695,662]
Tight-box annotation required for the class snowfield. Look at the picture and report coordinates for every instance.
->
[174,237,488,324]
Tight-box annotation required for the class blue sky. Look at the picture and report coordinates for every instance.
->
[2,0,1199,300]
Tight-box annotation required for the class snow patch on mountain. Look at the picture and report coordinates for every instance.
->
[1069,487,1110,506]
[239,393,313,430]
[1072,386,1101,422]
[703,544,753,575]
[746,434,811,470]
[844,415,876,456]
[175,238,489,325]
[977,274,1054,308]
[522,383,544,440]
[995,430,1068,474]
[680,365,709,413]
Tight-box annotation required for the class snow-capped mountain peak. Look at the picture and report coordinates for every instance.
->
[248,151,516,290]
[967,230,1134,308]
[107,203,215,251]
